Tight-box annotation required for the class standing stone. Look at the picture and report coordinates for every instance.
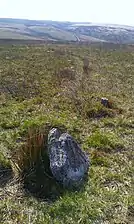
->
[47,128,89,189]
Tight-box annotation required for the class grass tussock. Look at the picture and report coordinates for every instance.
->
[12,127,47,174]
[11,125,64,199]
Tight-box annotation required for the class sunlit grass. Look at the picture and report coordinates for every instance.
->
[0,44,133,223]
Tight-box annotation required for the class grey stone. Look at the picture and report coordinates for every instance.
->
[47,128,89,189]
[101,97,109,107]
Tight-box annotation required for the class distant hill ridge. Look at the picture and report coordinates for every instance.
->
[0,18,134,44]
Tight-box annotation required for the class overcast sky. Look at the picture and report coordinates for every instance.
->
[0,0,134,26]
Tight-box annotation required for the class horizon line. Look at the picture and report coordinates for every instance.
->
[0,17,134,27]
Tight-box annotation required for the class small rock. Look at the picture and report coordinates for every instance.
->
[101,97,111,108]
[47,128,89,189]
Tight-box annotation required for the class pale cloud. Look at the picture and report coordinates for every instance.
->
[0,0,134,26]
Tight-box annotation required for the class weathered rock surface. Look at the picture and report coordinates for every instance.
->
[101,97,112,108]
[101,97,109,107]
[47,128,89,188]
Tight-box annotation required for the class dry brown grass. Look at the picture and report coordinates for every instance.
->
[11,127,48,176]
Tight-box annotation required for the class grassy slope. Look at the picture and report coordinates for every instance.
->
[0,25,77,41]
[0,20,77,41]
[29,26,77,41]
[0,19,134,43]
[0,29,39,40]
[0,44,134,223]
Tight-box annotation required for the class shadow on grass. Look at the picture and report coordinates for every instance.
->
[0,165,14,188]
[22,154,64,201]
[23,155,89,202]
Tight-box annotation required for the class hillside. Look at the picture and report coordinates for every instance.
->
[0,43,134,223]
[0,18,134,43]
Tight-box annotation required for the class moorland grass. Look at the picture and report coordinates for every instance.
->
[0,43,134,223]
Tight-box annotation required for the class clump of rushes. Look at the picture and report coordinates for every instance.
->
[12,127,47,174]
[11,125,63,199]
